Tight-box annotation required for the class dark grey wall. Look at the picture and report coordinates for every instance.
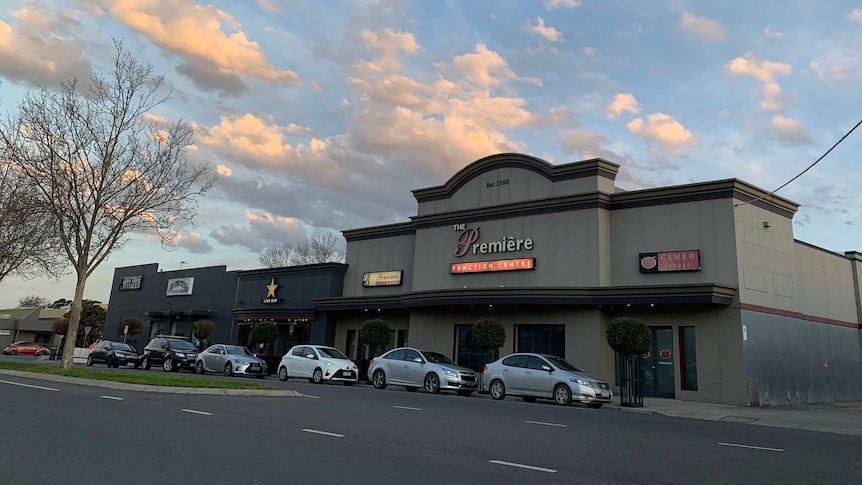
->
[104,263,238,352]
[742,310,862,404]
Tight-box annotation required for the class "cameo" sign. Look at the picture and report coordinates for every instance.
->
[639,250,701,273]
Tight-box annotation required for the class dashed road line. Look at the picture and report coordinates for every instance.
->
[489,460,557,473]
[304,395,320,399]
[302,429,345,438]
[718,442,784,452]
[392,405,423,411]
[0,379,59,392]
[100,395,124,401]
[524,420,567,428]
[181,408,212,416]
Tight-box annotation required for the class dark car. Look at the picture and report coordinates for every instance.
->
[87,340,140,368]
[140,335,198,372]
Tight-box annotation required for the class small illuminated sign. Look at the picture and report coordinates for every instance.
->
[639,250,701,273]
[363,271,403,287]
[119,275,143,291]
[450,258,536,274]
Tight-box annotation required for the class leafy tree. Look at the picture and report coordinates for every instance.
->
[18,295,49,307]
[259,229,345,267]
[51,319,68,336]
[606,316,651,354]
[117,317,144,339]
[472,318,506,350]
[192,319,216,348]
[250,321,278,353]
[48,298,72,309]
[53,300,107,347]
[0,40,213,369]
[359,318,391,357]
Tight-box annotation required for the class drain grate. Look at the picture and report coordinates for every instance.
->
[719,415,759,424]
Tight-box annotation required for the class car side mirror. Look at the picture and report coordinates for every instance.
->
[541,365,553,372]
[305,353,316,359]
[413,358,423,364]
[161,345,168,350]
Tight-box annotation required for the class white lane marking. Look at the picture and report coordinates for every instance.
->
[302,429,344,438]
[0,379,59,392]
[525,420,567,428]
[181,408,212,416]
[304,395,320,399]
[718,442,784,452]
[392,405,423,411]
[100,395,124,401]
[489,460,557,473]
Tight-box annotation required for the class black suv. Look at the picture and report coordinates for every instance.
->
[87,340,141,368]
[141,335,198,372]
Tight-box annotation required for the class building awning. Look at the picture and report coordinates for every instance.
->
[144,310,212,318]
[313,283,737,311]
[232,308,317,322]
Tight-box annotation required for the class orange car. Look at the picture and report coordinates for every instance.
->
[2,341,50,356]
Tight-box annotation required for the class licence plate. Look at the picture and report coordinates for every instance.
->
[343,371,352,376]
[250,364,260,369]
[600,391,610,398]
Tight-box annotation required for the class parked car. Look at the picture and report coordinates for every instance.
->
[87,340,140,368]
[368,347,478,396]
[277,345,358,385]
[196,344,267,378]
[483,353,612,408]
[140,335,198,372]
[2,341,50,356]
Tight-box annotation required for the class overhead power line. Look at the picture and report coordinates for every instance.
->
[734,117,862,207]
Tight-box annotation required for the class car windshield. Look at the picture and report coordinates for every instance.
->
[545,355,585,373]
[422,351,455,365]
[317,347,349,359]
[113,343,135,352]
[169,339,196,351]
[226,346,254,356]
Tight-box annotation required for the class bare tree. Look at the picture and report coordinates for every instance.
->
[0,40,213,369]
[18,295,49,307]
[258,229,345,267]
[0,157,64,283]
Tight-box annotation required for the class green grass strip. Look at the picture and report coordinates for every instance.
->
[0,360,277,390]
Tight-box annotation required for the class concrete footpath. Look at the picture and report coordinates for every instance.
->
[607,395,862,437]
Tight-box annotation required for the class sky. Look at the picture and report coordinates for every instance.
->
[0,0,861,308]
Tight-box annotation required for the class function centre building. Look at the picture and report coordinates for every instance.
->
[107,153,862,406]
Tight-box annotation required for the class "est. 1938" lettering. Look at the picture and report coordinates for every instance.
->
[486,178,509,188]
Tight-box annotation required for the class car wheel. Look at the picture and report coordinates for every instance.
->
[457,390,473,397]
[372,370,387,389]
[312,368,324,384]
[489,379,506,400]
[278,366,289,381]
[224,362,234,377]
[522,396,537,403]
[587,403,603,409]
[196,361,205,375]
[36,349,48,356]
[163,359,174,373]
[141,356,150,370]
[554,384,572,406]
[8,349,17,355]
[404,386,418,392]
[105,356,113,368]
[423,373,440,394]
[86,355,93,366]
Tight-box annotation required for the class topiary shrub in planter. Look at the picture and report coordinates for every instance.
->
[251,321,278,354]
[359,318,391,358]
[607,316,651,407]
[472,318,506,363]
[192,319,217,350]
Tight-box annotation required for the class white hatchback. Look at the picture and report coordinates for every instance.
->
[277,345,359,385]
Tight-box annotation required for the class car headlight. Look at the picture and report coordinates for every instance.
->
[175,352,186,358]
[570,378,592,387]
[444,370,459,378]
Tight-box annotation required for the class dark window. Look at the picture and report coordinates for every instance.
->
[680,326,698,391]
[526,356,549,370]
[397,329,408,347]
[385,349,407,361]
[502,355,527,368]
[515,325,565,358]
[455,324,485,372]
[291,347,304,357]
[345,330,357,359]
[403,349,421,362]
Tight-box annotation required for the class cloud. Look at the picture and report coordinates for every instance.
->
[256,0,280,14]
[109,0,299,94]
[583,47,597,57]
[679,12,725,42]
[606,93,640,119]
[770,115,812,145]
[763,27,784,38]
[0,4,92,87]
[210,210,310,252]
[216,164,233,177]
[810,61,852,81]
[175,231,213,254]
[543,0,581,10]
[725,53,793,112]
[522,17,564,42]
[626,113,698,156]
[848,9,862,23]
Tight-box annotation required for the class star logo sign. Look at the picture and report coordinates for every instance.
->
[266,278,278,299]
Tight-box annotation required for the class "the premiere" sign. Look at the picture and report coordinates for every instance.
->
[363,270,404,287]
[450,258,536,274]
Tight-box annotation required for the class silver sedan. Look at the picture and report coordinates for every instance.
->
[195,344,267,379]
[368,347,478,396]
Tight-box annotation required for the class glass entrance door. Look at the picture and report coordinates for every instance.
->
[642,327,675,398]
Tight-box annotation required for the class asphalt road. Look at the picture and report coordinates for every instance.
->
[2,361,861,485]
